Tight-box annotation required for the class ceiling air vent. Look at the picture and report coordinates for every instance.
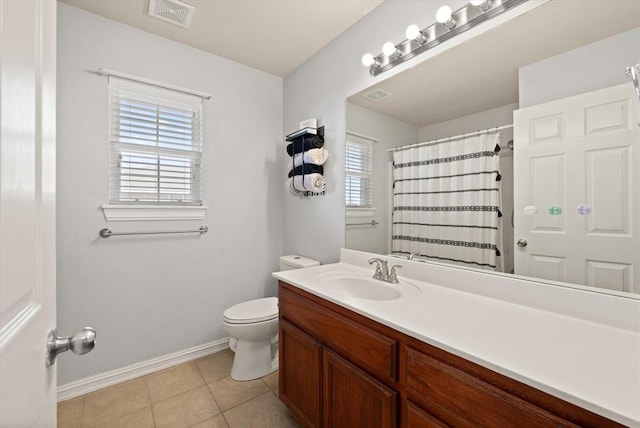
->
[148,0,195,28]
[363,88,392,102]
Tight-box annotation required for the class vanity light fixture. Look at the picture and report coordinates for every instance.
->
[470,0,493,12]
[436,5,457,30]
[362,0,529,76]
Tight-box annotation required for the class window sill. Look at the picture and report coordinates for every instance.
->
[101,204,208,221]
[345,208,376,218]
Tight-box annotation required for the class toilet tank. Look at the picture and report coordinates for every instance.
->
[279,255,320,271]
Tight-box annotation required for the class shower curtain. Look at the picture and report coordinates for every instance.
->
[391,132,504,271]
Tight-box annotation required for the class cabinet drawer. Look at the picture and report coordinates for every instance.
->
[406,401,449,428]
[280,285,397,383]
[405,347,576,427]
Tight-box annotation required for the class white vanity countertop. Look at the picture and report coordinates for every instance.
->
[273,253,640,427]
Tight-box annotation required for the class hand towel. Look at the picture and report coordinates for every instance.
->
[292,148,329,168]
[288,173,326,193]
[288,164,324,178]
[286,134,324,156]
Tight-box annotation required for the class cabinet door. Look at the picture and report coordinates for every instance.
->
[324,349,397,428]
[280,320,322,428]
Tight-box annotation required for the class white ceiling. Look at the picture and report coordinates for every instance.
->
[60,0,383,77]
[348,0,640,128]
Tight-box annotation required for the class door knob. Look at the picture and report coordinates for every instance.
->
[46,327,96,366]
[517,239,528,248]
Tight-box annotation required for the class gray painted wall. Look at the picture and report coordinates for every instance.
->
[57,4,283,384]
[519,27,640,107]
[345,103,418,255]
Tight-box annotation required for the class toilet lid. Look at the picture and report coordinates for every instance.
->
[223,297,278,324]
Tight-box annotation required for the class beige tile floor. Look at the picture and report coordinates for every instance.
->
[57,349,300,428]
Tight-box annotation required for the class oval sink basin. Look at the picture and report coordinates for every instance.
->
[313,270,421,301]
[324,277,402,301]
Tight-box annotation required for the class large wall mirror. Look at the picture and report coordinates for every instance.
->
[345,0,640,297]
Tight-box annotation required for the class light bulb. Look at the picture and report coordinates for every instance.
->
[470,0,492,11]
[435,5,452,23]
[405,24,425,42]
[361,53,376,67]
[382,42,398,57]
[436,5,456,29]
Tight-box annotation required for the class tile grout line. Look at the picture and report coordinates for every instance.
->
[142,375,156,428]
[79,396,86,428]
[186,359,224,426]
[205,381,224,416]
[80,379,150,427]
[147,362,207,406]
[224,389,276,414]
[212,379,274,415]
[220,410,232,428]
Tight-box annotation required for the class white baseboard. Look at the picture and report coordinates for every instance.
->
[57,338,230,402]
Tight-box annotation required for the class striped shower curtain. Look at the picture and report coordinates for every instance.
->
[391,132,503,271]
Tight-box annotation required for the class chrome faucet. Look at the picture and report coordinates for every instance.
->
[368,258,402,284]
[368,258,388,280]
[388,264,401,283]
[408,252,417,260]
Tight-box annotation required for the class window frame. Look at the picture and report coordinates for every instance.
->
[102,77,207,221]
[345,133,375,217]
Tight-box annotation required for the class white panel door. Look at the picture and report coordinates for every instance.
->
[514,83,639,293]
[0,0,57,426]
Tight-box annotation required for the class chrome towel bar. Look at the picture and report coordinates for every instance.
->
[99,226,208,238]
[346,220,379,227]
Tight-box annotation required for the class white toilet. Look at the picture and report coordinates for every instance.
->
[223,255,319,381]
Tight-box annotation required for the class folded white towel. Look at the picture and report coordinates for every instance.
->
[288,173,326,193]
[292,148,329,168]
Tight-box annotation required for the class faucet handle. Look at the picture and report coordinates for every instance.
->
[388,265,402,283]
[368,258,384,279]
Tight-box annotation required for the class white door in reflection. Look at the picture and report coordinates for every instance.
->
[514,83,640,293]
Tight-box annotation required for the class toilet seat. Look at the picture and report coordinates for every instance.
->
[223,297,278,325]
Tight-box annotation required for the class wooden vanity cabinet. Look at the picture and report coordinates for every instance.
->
[278,281,623,428]
[279,282,398,428]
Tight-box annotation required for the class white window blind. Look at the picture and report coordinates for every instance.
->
[109,77,202,205]
[345,135,373,208]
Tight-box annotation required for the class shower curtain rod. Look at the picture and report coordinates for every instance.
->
[387,124,513,153]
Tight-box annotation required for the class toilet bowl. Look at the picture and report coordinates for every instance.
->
[223,297,279,381]
[222,255,320,381]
